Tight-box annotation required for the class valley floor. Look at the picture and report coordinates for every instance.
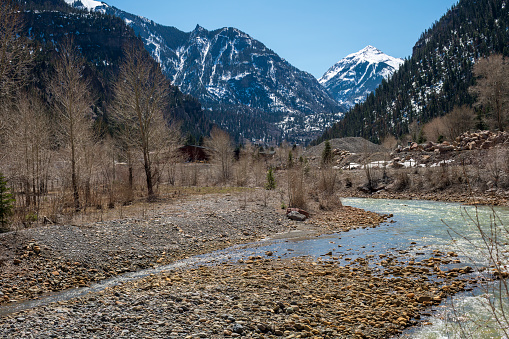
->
[0,189,486,338]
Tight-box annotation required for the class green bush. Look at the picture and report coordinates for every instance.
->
[322,140,333,165]
[265,168,276,190]
[0,173,14,232]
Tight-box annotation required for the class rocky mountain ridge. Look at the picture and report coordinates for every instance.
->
[64,0,345,143]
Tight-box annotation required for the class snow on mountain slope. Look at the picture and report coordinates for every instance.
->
[62,1,346,142]
[62,1,345,142]
[319,46,404,109]
[63,0,107,11]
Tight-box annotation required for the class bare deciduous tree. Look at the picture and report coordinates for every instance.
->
[0,0,34,101]
[111,43,172,199]
[423,105,476,142]
[50,38,94,211]
[469,54,509,131]
[8,91,52,211]
[381,134,398,150]
[205,127,234,184]
[0,0,34,162]
[443,105,476,140]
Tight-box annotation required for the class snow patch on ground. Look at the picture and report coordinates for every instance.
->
[206,86,228,99]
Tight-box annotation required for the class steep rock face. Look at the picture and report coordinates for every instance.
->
[319,46,403,109]
[64,0,345,142]
[171,26,341,116]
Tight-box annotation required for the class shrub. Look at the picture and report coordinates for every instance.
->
[287,168,306,210]
[393,170,411,191]
[265,168,276,190]
[0,173,14,232]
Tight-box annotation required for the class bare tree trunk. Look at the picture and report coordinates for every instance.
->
[111,42,175,200]
[71,139,80,211]
[126,147,134,200]
[143,149,154,198]
[49,38,93,212]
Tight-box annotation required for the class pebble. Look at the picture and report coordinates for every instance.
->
[0,253,477,338]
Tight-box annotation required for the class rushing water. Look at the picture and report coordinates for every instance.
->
[1,198,508,338]
[341,198,509,339]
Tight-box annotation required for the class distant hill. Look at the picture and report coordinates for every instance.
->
[315,0,509,145]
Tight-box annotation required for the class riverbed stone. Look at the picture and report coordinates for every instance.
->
[0,192,488,339]
[287,211,307,221]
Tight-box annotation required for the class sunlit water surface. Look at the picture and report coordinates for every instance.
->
[342,198,509,339]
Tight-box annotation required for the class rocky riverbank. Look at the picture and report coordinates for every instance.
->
[0,191,489,338]
[0,252,475,338]
[345,190,509,206]
[0,192,387,307]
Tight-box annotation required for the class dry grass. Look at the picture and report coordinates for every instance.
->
[287,167,307,210]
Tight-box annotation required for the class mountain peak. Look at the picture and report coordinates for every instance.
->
[193,24,207,32]
[319,46,404,109]
[360,45,381,53]
[345,45,400,66]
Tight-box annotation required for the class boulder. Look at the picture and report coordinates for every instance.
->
[390,161,404,169]
[287,211,307,221]
[286,208,309,218]
[357,184,373,194]
[481,141,493,149]
[416,295,432,303]
[231,323,244,334]
[436,145,455,153]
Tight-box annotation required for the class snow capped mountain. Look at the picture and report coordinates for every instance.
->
[167,25,343,120]
[63,1,345,142]
[63,0,108,12]
[319,46,404,109]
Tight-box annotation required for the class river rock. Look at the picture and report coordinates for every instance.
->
[287,211,307,221]
[416,296,432,303]
[231,323,244,334]
[286,208,309,218]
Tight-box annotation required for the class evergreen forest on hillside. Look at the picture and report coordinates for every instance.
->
[21,0,212,140]
[315,0,509,145]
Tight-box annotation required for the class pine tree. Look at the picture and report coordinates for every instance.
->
[0,173,14,232]
[265,168,276,190]
[322,140,333,165]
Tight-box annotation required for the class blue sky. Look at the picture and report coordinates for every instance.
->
[104,0,458,78]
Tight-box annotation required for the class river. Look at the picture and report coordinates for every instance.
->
[1,198,508,338]
[341,198,509,339]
